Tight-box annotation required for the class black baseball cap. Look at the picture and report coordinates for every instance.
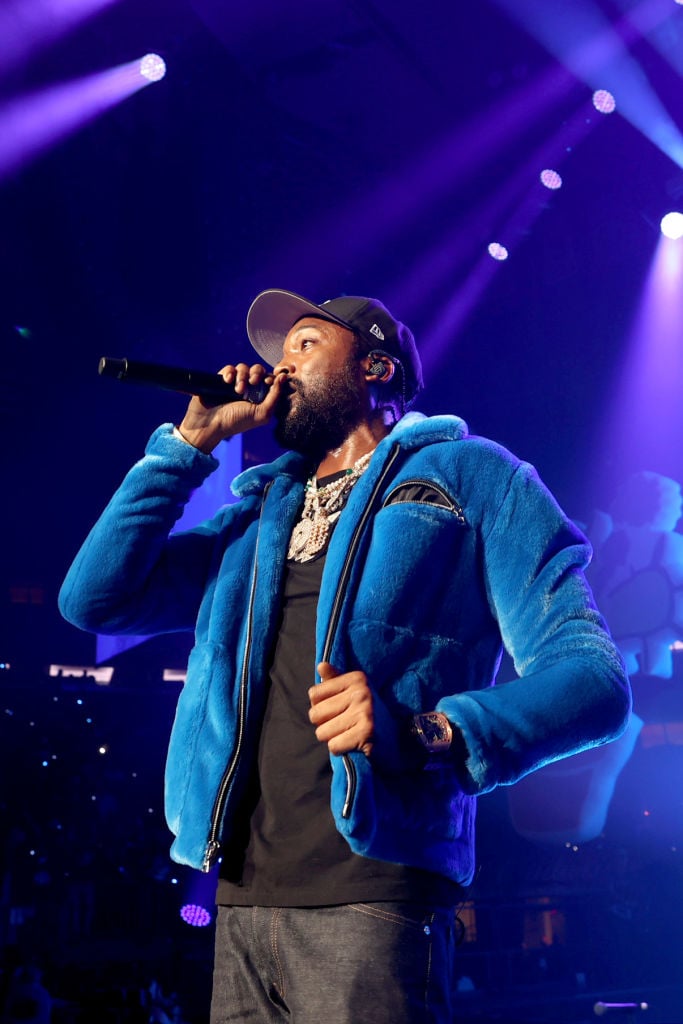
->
[246,288,423,406]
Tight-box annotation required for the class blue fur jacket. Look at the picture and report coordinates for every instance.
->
[59,413,630,884]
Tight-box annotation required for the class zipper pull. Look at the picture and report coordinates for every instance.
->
[202,840,221,873]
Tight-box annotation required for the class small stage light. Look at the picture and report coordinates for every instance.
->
[180,903,212,927]
[593,89,616,114]
[487,242,509,261]
[139,53,166,83]
[660,211,683,240]
[540,169,562,190]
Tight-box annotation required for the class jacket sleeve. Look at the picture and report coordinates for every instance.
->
[59,424,231,637]
[436,460,632,795]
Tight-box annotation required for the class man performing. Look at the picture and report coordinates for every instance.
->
[59,289,631,1023]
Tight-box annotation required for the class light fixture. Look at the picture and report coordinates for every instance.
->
[592,89,616,114]
[139,53,166,83]
[487,242,509,261]
[660,211,683,240]
[540,169,562,190]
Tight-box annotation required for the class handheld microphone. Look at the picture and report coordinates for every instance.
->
[98,357,269,405]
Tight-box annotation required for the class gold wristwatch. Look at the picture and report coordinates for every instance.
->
[411,712,453,754]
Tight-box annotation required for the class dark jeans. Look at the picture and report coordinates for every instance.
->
[210,902,455,1023]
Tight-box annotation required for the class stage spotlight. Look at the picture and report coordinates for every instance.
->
[487,242,509,261]
[139,53,166,83]
[180,903,212,927]
[540,169,562,190]
[177,862,217,929]
[0,56,171,184]
[660,211,683,240]
[592,89,616,114]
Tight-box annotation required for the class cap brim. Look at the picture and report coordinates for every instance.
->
[246,289,349,367]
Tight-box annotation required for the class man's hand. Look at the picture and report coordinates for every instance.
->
[177,363,290,454]
[308,662,374,758]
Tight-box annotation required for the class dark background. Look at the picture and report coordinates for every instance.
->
[1,1,682,1020]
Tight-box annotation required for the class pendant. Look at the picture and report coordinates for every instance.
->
[288,516,315,559]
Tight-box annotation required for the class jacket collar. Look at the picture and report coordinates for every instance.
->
[230,412,469,498]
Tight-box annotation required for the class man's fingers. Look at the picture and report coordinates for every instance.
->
[309,663,345,706]
[217,363,270,393]
[313,709,373,756]
[255,368,291,416]
[318,724,373,759]
[308,689,354,724]
[309,669,368,708]
[317,661,341,682]
[308,667,374,756]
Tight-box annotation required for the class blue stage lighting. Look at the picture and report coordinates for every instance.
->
[660,212,683,240]
[593,89,616,114]
[540,169,562,190]
[180,903,212,927]
[488,242,509,261]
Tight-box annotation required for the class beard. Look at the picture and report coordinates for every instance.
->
[273,358,366,460]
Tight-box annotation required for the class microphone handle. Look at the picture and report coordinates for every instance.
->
[98,357,268,405]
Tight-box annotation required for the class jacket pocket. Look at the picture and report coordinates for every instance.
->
[331,741,477,884]
[164,642,239,838]
[347,618,464,709]
[382,478,466,521]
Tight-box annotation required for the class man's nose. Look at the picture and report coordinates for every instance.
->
[273,360,295,377]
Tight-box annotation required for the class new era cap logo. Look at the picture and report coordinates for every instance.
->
[369,323,385,340]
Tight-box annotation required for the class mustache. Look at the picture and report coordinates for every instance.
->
[273,376,302,420]
[277,376,302,398]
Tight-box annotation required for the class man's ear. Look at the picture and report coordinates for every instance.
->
[363,352,395,384]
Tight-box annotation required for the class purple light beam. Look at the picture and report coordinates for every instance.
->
[412,101,605,366]
[0,0,118,81]
[492,0,683,168]
[612,0,683,77]
[596,234,683,484]
[383,101,598,349]
[0,58,163,184]
[257,61,580,297]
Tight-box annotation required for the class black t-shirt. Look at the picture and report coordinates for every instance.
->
[217,479,460,908]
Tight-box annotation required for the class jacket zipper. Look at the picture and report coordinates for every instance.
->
[382,478,466,523]
[320,442,402,819]
[201,483,273,873]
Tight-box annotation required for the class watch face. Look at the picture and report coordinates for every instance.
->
[421,717,446,744]
[412,713,452,753]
